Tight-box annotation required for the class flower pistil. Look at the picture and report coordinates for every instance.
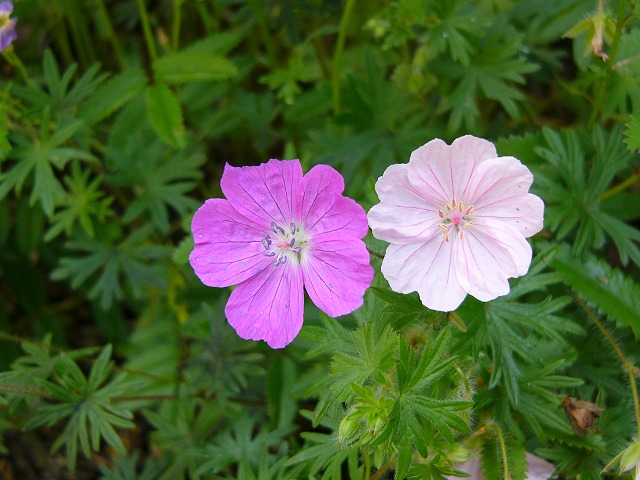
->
[438,198,474,241]
[262,221,310,266]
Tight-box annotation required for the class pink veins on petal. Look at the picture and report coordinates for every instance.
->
[368,135,544,312]
[190,159,373,349]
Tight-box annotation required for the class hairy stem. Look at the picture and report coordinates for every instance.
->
[370,460,395,480]
[576,295,640,435]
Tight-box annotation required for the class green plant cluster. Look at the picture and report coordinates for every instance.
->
[1,0,640,478]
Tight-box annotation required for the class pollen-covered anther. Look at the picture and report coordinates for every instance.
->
[262,221,309,266]
[438,197,475,242]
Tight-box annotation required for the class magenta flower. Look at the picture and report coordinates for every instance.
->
[368,135,544,312]
[0,1,17,52]
[190,159,373,348]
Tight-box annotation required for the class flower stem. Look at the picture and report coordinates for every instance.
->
[171,0,184,52]
[628,364,640,437]
[332,0,357,114]
[95,0,126,69]
[576,295,640,435]
[370,461,395,480]
[1,49,29,83]
[0,384,54,398]
[589,0,633,127]
[137,0,158,62]
[247,0,277,67]
[598,172,640,202]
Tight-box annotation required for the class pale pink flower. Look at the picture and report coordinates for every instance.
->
[190,159,373,348]
[368,136,544,311]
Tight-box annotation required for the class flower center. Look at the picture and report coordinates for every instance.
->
[262,221,310,266]
[438,198,474,242]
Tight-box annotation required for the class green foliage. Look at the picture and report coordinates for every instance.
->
[1,0,640,478]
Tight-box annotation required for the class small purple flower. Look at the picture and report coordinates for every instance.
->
[190,159,374,348]
[0,1,17,52]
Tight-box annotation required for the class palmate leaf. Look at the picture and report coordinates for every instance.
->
[516,126,640,267]
[552,244,640,338]
[44,160,113,241]
[11,49,107,117]
[432,28,538,131]
[51,225,170,309]
[24,345,134,473]
[309,50,431,196]
[106,102,204,233]
[0,115,96,216]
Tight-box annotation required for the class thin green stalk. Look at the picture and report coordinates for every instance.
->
[194,1,213,34]
[370,461,395,480]
[494,424,510,480]
[2,49,29,83]
[577,296,640,435]
[332,0,357,114]
[589,0,631,127]
[0,384,54,398]
[628,364,640,437]
[137,0,158,62]
[577,295,629,364]
[171,0,184,52]
[364,449,371,480]
[599,172,640,202]
[247,0,277,67]
[95,0,126,69]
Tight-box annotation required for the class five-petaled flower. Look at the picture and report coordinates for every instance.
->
[190,159,373,348]
[0,1,17,52]
[368,135,544,311]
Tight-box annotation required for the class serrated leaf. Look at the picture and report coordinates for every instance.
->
[624,113,640,152]
[552,244,640,337]
[153,52,237,84]
[77,69,147,124]
[145,83,186,148]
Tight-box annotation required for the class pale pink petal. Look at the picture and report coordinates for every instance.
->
[300,165,368,238]
[465,156,533,209]
[302,232,373,317]
[471,219,533,276]
[475,192,544,238]
[310,196,369,238]
[454,222,532,302]
[190,198,270,287]
[225,264,304,349]
[408,136,497,205]
[368,163,441,244]
[220,159,303,227]
[381,239,468,312]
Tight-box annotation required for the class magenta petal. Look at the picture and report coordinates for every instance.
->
[225,265,304,349]
[302,232,373,317]
[309,196,369,239]
[190,198,270,287]
[220,159,303,227]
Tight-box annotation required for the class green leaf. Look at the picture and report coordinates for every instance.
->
[552,244,640,337]
[624,112,640,152]
[145,83,186,148]
[153,52,237,84]
[77,68,147,124]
